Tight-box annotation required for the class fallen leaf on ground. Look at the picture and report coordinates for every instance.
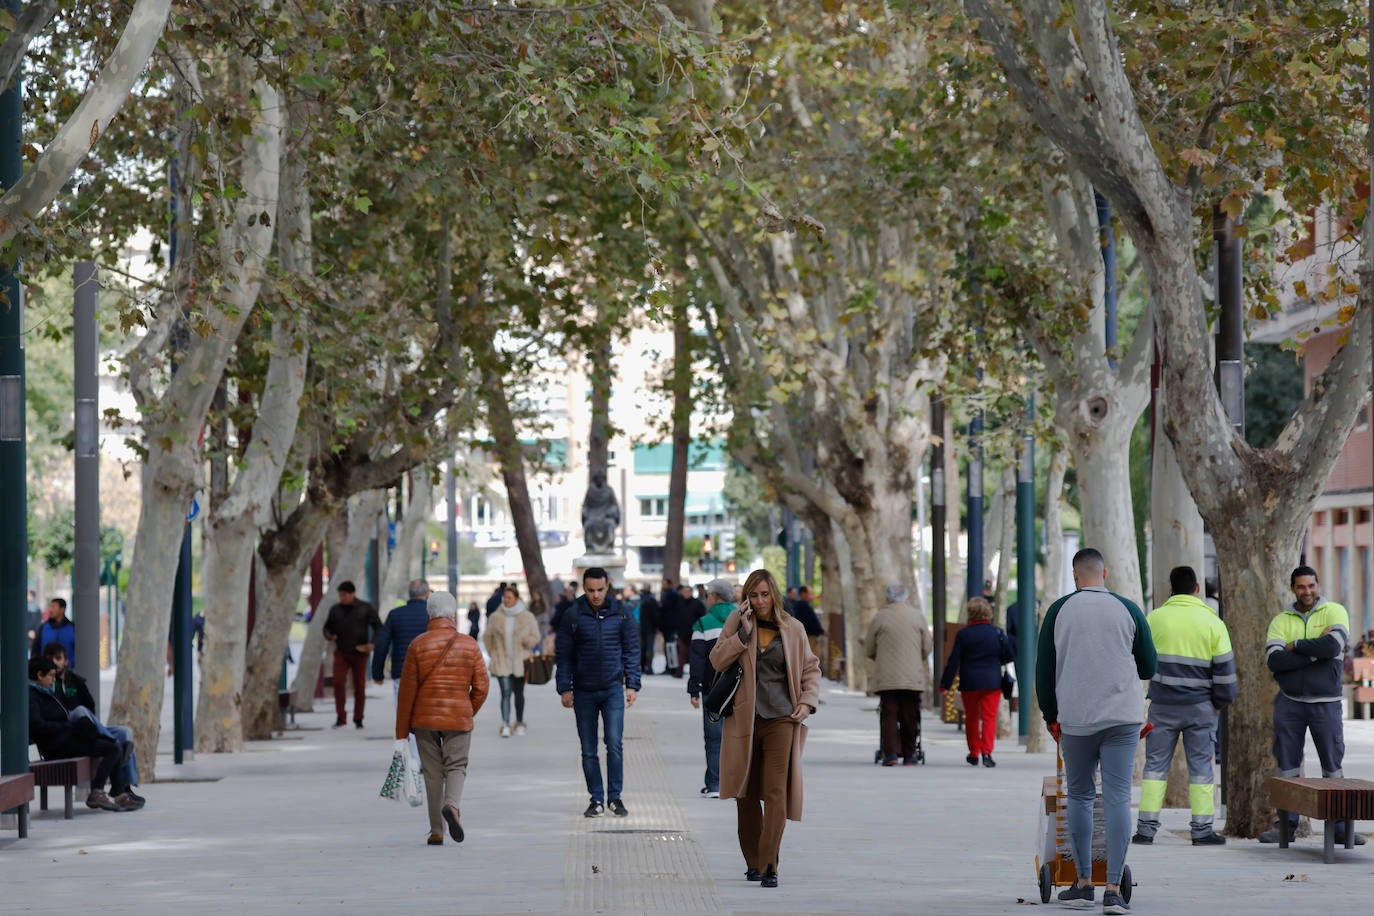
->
[1283,874,1310,882]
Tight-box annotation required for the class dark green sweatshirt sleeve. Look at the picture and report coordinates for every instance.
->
[1120,595,1157,679]
[1035,595,1068,726]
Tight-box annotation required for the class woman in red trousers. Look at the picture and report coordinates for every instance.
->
[938,597,1014,766]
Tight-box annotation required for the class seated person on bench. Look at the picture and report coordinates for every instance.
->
[42,642,145,810]
[28,656,138,812]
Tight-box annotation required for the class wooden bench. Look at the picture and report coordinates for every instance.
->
[0,773,35,838]
[1270,776,1374,863]
[30,757,93,820]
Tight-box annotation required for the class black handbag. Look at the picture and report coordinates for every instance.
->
[703,662,743,723]
[1000,665,1015,701]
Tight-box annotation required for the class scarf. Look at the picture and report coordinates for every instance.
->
[503,600,526,669]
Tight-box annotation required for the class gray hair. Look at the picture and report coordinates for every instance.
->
[885,584,909,604]
[408,578,431,599]
[706,578,735,602]
[427,590,458,619]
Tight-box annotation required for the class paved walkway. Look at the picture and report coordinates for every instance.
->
[2,662,1372,915]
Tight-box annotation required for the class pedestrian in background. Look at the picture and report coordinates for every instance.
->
[1036,548,1156,915]
[864,584,931,766]
[939,596,1013,767]
[32,597,75,662]
[322,581,383,729]
[790,586,825,657]
[395,591,488,846]
[1133,565,1233,846]
[466,601,481,638]
[678,583,705,675]
[659,578,684,677]
[637,586,660,673]
[484,584,540,737]
[688,578,736,797]
[374,579,433,762]
[709,568,821,889]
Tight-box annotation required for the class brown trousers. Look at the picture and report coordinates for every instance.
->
[878,689,922,760]
[736,716,797,872]
[413,728,472,836]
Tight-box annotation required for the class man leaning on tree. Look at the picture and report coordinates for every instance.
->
[1260,565,1365,845]
[1131,565,1233,846]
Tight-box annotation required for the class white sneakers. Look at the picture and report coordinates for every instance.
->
[514,723,528,736]
[500,724,512,738]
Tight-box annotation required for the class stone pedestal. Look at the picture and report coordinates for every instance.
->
[573,553,627,588]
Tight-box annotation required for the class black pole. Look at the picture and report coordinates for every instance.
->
[446,455,459,596]
[1213,206,1244,806]
[168,143,193,763]
[966,412,984,601]
[1096,191,1119,368]
[931,396,947,686]
[0,0,26,790]
[73,263,100,704]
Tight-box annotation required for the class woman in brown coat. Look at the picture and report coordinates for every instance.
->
[396,591,489,846]
[708,568,821,888]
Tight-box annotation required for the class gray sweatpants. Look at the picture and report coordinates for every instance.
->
[413,728,472,836]
[1136,701,1218,839]
[1062,724,1139,886]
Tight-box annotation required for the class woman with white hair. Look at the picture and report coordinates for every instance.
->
[863,584,933,766]
[395,591,490,845]
[687,577,739,797]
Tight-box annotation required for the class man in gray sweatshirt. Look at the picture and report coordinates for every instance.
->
[1036,548,1157,914]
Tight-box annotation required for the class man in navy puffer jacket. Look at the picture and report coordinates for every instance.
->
[556,568,641,818]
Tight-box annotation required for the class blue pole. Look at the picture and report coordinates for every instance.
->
[169,145,193,762]
[1015,399,1036,737]
[966,412,984,602]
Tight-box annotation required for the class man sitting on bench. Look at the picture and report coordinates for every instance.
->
[43,643,145,810]
[28,656,138,812]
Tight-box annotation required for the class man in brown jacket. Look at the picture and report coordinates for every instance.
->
[395,591,489,846]
[863,584,932,766]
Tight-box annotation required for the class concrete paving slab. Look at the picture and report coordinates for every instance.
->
[1,662,1371,915]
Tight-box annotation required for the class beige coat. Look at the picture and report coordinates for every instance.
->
[863,601,933,693]
[483,606,540,677]
[708,609,822,821]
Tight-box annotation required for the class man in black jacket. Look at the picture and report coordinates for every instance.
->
[322,581,383,729]
[637,586,660,673]
[659,578,684,677]
[42,643,145,807]
[28,656,136,812]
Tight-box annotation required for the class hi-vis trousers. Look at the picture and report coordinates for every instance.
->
[1135,701,1218,839]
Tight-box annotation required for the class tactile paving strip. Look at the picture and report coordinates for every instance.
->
[561,722,725,915]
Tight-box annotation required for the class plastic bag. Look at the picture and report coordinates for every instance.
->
[381,739,424,807]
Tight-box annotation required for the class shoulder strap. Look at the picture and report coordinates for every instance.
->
[418,633,459,691]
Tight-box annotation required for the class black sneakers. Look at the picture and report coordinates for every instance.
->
[981,754,996,768]
[1056,882,1094,908]
[332,718,346,728]
[744,868,761,881]
[760,867,778,888]
[1131,832,1153,845]
[583,801,605,818]
[1192,831,1226,846]
[1102,889,1129,914]
[607,798,628,817]
[443,804,464,843]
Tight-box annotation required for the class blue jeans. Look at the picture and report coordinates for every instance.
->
[702,707,722,792]
[1061,724,1139,886]
[573,685,625,803]
[102,724,138,788]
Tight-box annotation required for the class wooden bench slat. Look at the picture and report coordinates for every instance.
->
[0,773,34,808]
[1269,777,1374,820]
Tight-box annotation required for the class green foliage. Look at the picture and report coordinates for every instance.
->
[761,546,787,590]
[683,536,705,562]
[1244,343,1306,449]
[31,507,125,575]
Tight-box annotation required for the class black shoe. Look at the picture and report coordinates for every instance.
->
[1336,831,1367,846]
[965,754,978,766]
[355,720,364,729]
[1258,827,1293,844]
[760,867,778,888]
[1131,832,1153,845]
[583,801,605,818]
[1056,882,1094,908]
[332,718,346,728]
[981,754,996,768]
[607,798,628,817]
[745,868,761,881]
[1192,831,1226,846]
[1102,889,1129,914]
[443,804,464,842]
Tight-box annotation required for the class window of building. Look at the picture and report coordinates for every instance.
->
[1339,546,1351,607]
[1357,405,1370,432]
[1360,508,1372,525]
[1315,511,1327,527]
[1337,509,1350,526]
[639,498,668,518]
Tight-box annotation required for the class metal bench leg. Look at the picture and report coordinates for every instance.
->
[1323,819,1335,863]
[64,785,73,820]
[39,785,47,811]
[1277,810,1289,848]
[18,803,27,838]
[1345,819,1354,849]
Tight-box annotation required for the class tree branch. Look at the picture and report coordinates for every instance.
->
[0,0,58,92]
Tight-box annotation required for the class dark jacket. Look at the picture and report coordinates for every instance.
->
[658,589,684,636]
[682,597,707,630]
[555,595,642,694]
[688,601,735,698]
[322,600,382,653]
[54,669,97,713]
[790,599,824,637]
[637,592,660,635]
[372,598,432,681]
[29,682,108,760]
[486,588,504,616]
[32,616,76,663]
[467,605,481,638]
[938,620,1014,693]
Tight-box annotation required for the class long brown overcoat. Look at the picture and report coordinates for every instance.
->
[708,608,822,821]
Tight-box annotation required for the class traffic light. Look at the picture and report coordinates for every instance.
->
[702,534,714,557]
[429,539,440,558]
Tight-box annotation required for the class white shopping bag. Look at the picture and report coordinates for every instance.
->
[381,739,424,807]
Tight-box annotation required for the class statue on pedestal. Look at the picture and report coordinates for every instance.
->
[581,470,621,556]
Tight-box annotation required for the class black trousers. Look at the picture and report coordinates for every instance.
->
[878,690,922,760]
